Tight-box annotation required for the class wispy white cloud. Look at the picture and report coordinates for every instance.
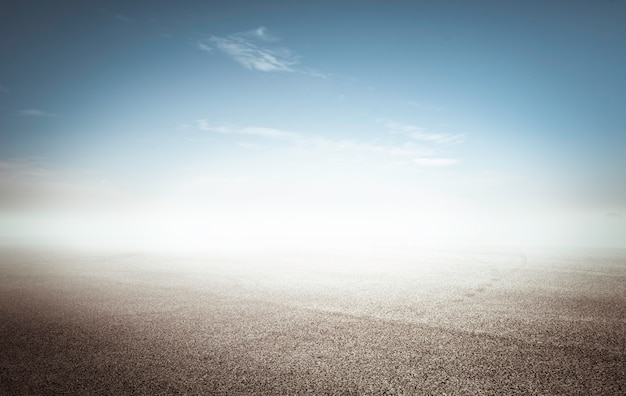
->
[18,109,56,117]
[196,120,436,161]
[196,26,333,79]
[197,41,212,53]
[303,136,433,158]
[197,120,298,138]
[250,26,278,42]
[299,68,332,79]
[196,119,463,168]
[203,27,298,72]
[199,27,329,78]
[384,120,465,144]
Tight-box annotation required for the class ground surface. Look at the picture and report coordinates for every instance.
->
[0,243,625,395]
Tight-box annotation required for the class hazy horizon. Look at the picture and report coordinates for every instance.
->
[1,1,625,251]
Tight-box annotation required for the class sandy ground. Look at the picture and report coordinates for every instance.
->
[0,244,624,395]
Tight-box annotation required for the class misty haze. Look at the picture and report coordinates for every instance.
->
[1,0,625,394]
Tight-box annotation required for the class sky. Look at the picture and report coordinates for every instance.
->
[1,0,625,250]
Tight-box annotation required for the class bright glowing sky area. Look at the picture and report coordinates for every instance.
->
[1,0,625,251]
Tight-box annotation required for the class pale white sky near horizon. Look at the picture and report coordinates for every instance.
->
[1,0,625,250]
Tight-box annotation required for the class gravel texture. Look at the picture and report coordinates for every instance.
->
[1,245,624,394]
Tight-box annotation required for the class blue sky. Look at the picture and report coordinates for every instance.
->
[1,0,625,249]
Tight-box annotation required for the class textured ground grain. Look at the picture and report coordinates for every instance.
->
[1,245,624,394]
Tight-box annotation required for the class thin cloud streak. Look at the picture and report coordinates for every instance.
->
[18,109,56,117]
[197,41,212,53]
[196,121,437,161]
[197,120,298,138]
[385,120,465,144]
[205,28,297,72]
[200,27,328,78]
